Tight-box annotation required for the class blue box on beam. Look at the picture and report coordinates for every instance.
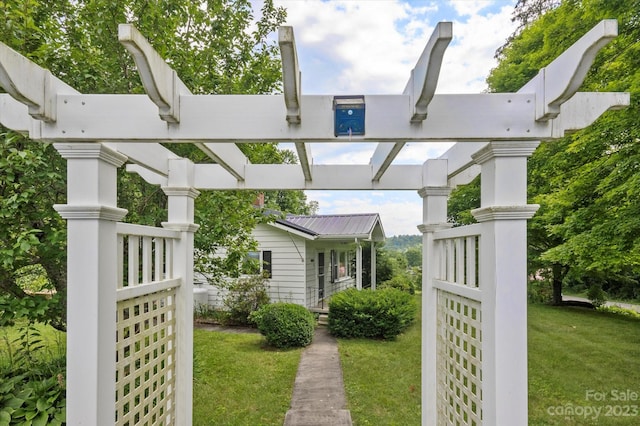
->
[333,95,365,137]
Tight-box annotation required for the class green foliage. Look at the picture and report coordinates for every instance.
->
[587,283,607,308]
[528,279,553,304]
[378,273,416,295]
[404,246,422,268]
[447,175,480,226]
[0,0,303,330]
[488,0,640,300]
[384,235,422,251]
[0,294,64,329]
[328,288,417,340]
[221,274,270,326]
[250,303,315,349]
[596,305,640,319]
[0,322,66,426]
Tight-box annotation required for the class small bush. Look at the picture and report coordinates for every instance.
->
[587,284,607,308]
[378,273,416,294]
[328,288,417,339]
[596,305,640,319]
[222,274,270,326]
[528,279,553,304]
[250,303,315,348]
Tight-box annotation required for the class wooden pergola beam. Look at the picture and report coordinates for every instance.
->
[518,19,618,121]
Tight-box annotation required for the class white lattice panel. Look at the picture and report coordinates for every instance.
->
[437,291,482,425]
[116,289,176,425]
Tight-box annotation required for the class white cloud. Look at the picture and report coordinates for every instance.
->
[272,0,518,235]
[274,0,516,95]
[448,0,492,17]
[437,4,516,93]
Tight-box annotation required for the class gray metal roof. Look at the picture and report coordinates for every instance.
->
[280,213,386,241]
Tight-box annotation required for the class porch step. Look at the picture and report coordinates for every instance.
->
[284,409,352,425]
[317,313,329,326]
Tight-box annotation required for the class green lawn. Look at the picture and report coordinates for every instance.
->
[337,301,421,425]
[2,301,638,425]
[0,320,65,370]
[192,329,303,425]
[528,304,640,425]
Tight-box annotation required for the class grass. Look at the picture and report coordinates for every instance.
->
[528,304,640,425]
[0,320,65,370]
[337,296,422,425]
[192,329,303,425]
[2,300,638,425]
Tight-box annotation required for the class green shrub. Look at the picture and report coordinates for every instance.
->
[596,305,640,319]
[378,273,416,294]
[222,275,270,326]
[0,322,66,425]
[528,279,553,304]
[250,303,315,348]
[587,284,607,308]
[328,288,417,339]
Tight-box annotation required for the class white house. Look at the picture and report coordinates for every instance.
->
[199,213,386,309]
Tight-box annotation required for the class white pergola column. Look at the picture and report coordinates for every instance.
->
[162,158,200,426]
[53,143,128,426]
[355,241,363,290]
[370,241,377,290]
[471,141,539,425]
[417,159,451,426]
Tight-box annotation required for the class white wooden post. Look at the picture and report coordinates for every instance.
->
[356,241,363,290]
[370,241,377,290]
[162,158,200,426]
[53,143,128,426]
[471,141,539,425]
[418,159,451,426]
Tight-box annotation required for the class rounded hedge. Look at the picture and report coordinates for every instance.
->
[250,303,315,348]
[328,288,417,339]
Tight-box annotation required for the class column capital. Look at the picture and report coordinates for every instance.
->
[472,141,540,165]
[471,205,539,222]
[54,143,128,167]
[418,223,453,233]
[162,223,200,233]
[162,187,201,199]
[418,186,451,198]
[54,205,128,221]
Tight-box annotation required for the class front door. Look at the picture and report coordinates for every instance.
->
[318,252,325,300]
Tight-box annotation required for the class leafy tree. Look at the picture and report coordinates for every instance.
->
[486,0,640,302]
[0,0,304,329]
[447,176,480,226]
[404,246,422,268]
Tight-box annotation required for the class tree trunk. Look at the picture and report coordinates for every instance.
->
[552,263,563,305]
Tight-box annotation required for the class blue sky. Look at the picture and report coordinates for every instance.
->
[267,0,518,236]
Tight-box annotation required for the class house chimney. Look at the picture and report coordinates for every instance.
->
[253,193,265,208]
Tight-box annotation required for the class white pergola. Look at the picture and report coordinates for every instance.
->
[0,19,628,425]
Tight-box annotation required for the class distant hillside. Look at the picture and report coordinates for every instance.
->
[385,234,422,251]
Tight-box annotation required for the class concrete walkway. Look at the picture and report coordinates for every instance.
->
[563,295,640,312]
[283,327,353,426]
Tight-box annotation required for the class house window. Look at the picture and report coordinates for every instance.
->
[330,249,354,282]
[242,250,272,278]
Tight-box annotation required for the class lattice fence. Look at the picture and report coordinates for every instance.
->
[434,224,483,425]
[115,224,181,426]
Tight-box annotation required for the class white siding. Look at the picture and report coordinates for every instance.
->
[254,223,307,306]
